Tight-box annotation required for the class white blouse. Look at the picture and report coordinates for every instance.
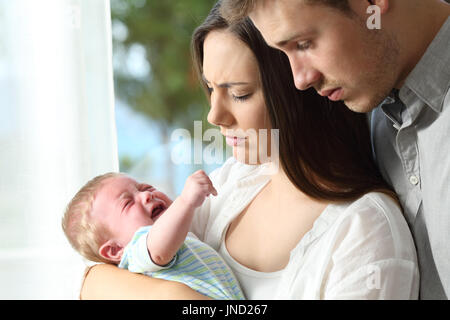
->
[218,237,285,300]
[191,157,420,299]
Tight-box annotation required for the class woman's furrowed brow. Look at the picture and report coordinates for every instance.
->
[201,74,249,88]
[218,82,249,88]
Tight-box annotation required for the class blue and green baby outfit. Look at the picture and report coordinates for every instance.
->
[118,226,244,300]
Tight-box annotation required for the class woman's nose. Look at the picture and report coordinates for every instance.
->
[207,92,233,127]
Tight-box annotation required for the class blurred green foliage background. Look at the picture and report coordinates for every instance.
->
[112,0,215,135]
[111,0,219,195]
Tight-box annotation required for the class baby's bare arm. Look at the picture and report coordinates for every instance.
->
[147,196,196,265]
[147,170,217,266]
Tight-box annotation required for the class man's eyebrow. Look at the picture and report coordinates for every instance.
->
[201,74,249,88]
[275,29,315,48]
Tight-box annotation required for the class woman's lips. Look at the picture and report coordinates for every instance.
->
[225,136,246,147]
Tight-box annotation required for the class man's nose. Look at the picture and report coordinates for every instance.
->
[288,55,321,91]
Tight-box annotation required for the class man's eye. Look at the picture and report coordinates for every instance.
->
[296,41,311,51]
[207,86,213,94]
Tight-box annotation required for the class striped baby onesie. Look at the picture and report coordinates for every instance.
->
[118,226,245,300]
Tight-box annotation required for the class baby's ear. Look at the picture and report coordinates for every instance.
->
[99,240,124,263]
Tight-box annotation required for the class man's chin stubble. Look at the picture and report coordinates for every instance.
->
[344,94,388,113]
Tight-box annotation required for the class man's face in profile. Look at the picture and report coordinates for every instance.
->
[250,0,401,113]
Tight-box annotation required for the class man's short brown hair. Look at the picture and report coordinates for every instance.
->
[221,0,351,24]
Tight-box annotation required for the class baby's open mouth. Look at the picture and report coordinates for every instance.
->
[151,204,166,219]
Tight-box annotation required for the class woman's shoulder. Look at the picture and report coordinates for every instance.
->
[334,192,402,222]
[341,192,401,218]
[328,192,416,261]
[306,192,419,300]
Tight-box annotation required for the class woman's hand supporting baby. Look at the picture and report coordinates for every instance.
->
[146,170,217,266]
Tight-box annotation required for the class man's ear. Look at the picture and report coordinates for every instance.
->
[370,0,389,14]
[99,240,124,263]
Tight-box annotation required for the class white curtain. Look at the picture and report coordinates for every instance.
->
[0,0,118,299]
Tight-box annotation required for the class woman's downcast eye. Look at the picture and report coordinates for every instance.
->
[231,93,252,102]
[206,86,251,102]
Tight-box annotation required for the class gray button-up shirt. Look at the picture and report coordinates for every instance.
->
[371,17,450,299]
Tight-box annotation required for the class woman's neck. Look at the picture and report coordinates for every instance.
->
[267,166,320,205]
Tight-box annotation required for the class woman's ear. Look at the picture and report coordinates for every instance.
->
[99,240,124,263]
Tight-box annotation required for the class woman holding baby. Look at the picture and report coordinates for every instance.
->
[80,1,419,299]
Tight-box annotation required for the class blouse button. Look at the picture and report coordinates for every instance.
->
[409,175,419,186]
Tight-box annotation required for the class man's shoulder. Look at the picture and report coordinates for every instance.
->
[443,88,450,112]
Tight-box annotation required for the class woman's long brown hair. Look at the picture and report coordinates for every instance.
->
[192,1,397,203]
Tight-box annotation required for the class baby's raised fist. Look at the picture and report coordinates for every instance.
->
[180,170,218,209]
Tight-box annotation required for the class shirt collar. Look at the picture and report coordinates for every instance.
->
[380,89,404,130]
[399,17,450,113]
